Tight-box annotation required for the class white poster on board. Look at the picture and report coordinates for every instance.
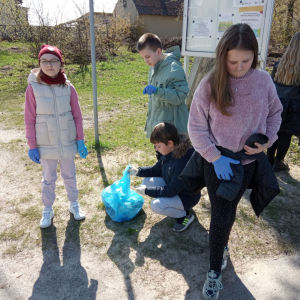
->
[238,6,263,37]
[192,19,213,38]
[218,14,234,39]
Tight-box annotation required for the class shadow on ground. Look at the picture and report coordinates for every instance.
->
[243,168,300,252]
[95,141,109,187]
[105,211,256,300]
[105,210,147,299]
[29,217,98,300]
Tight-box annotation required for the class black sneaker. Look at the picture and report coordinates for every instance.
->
[172,212,195,232]
[273,159,290,172]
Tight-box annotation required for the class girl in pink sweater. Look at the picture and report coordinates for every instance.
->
[188,24,282,299]
[24,45,88,229]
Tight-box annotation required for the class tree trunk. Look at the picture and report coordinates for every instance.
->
[285,0,296,42]
[186,57,215,109]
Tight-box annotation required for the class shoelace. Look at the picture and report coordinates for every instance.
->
[204,273,223,295]
[43,211,51,220]
[72,205,83,216]
[72,205,79,213]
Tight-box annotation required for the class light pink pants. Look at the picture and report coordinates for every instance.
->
[40,156,78,207]
[142,177,186,218]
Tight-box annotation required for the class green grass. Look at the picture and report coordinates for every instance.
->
[63,49,154,154]
[0,42,36,129]
[16,206,40,221]
[0,227,25,241]
[2,244,19,256]
[287,136,300,164]
[96,202,106,211]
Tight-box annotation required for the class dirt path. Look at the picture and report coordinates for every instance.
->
[0,128,300,300]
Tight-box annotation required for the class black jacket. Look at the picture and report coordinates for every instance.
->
[272,61,300,135]
[179,134,280,217]
[137,134,201,210]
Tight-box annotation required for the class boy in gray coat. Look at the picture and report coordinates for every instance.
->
[137,33,189,160]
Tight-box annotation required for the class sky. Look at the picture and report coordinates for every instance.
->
[22,0,119,25]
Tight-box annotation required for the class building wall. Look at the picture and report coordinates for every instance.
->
[140,15,183,38]
[113,0,183,38]
[114,0,139,23]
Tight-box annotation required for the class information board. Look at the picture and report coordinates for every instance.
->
[181,0,275,64]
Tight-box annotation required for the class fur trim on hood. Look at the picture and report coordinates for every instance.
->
[172,133,192,159]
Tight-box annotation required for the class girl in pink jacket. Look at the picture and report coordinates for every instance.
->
[24,45,88,228]
[188,24,282,299]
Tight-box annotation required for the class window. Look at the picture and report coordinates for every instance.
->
[123,0,127,7]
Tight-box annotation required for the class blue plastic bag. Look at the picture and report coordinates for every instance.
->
[101,164,144,222]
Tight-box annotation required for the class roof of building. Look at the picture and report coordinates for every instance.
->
[60,12,113,26]
[132,0,183,16]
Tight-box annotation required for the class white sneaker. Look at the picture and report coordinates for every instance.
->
[40,209,54,228]
[221,246,229,271]
[69,203,85,220]
[202,270,223,300]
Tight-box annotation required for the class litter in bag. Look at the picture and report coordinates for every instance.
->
[101,164,144,222]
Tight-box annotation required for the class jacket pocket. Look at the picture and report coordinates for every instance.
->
[35,122,51,146]
[68,120,77,143]
[154,107,174,122]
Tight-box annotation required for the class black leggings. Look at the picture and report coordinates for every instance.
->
[267,131,293,162]
[204,160,256,273]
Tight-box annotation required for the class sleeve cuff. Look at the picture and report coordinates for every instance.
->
[28,140,37,149]
[201,146,221,163]
[265,131,278,147]
[155,87,164,97]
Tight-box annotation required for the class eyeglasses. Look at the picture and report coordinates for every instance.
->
[39,59,60,66]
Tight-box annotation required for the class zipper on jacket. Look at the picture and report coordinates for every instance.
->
[51,86,64,159]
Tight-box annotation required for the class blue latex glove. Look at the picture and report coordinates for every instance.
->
[143,85,158,95]
[212,155,240,181]
[77,140,88,159]
[28,148,40,164]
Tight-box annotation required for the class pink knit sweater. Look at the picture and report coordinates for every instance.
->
[24,84,84,150]
[188,68,283,164]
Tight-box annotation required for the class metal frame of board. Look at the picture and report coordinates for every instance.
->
[181,0,275,74]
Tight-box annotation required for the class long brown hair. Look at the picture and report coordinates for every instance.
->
[274,32,300,86]
[36,69,46,84]
[209,23,258,116]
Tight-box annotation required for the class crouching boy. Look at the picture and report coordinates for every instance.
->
[129,122,200,232]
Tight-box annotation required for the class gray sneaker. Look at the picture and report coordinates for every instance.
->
[69,203,85,220]
[40,209,54,229]
[202,270,223,300]
[172,213,195,232]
